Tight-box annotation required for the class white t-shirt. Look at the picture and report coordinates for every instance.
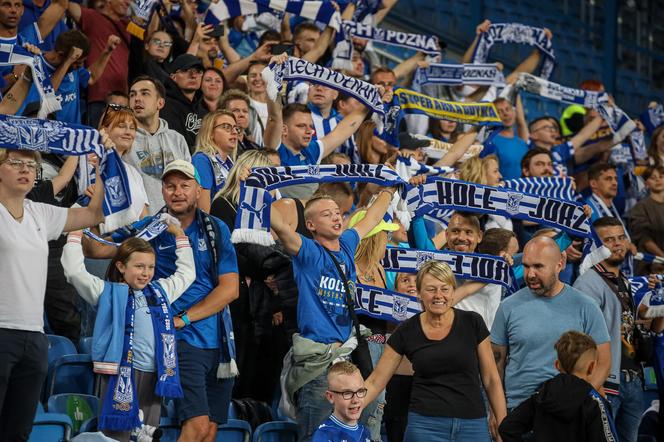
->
[455,283,503,329]
[0,200,67,332]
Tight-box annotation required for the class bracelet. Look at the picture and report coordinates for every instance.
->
[181,312,191,327]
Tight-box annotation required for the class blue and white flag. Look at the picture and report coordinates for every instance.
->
[414,63,505,87]
[0,44,61,118]
[382,246,517,292]
[406,177,592,238]
[472,23,555,80]
[342,20,440,55]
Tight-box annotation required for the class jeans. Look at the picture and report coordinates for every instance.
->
[404,412,490,442]
[606,372,644,442]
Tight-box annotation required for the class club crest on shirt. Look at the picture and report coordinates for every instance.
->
[506,192,523,215]
[198,237,207,251]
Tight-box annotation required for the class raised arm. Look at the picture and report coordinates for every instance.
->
[0,69,32,115]
[462,20,491,64]
[50,155,79,196]
[263,54,287,149]
[37,0,68,40]
[373,0,398,24]
[67,1,81,23]
[270,199,303,255]
[393,52,425,82]
[352,188,394,239]
[515,93,528,141]
[223,42,273,85]
[61,232,106,306]
[51,47,82,91]
[433,130,479,167]
[88,35,121,86]
[218,23,241,65]
[302,26,336,64]
[63,165,105,232]
[320,107,369,157]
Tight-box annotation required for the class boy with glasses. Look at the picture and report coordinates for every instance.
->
[313,361,372,442]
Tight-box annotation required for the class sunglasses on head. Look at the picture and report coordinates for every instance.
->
[106,103,133,113]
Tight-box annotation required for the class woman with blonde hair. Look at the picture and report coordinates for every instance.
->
[192,110,239,212]
[365,261,507,442]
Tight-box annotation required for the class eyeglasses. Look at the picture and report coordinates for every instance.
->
[2,158,39,171]
[214,123,242,134]
[151,38,173,47]
[329,388,368,400]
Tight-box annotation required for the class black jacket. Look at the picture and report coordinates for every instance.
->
[160,78,207,152]
[499,374,618,442]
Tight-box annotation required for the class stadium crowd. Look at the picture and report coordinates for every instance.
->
[1,0,664,441]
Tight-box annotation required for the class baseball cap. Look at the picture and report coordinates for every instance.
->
[398,132,430,150]
[347,210,400,239]
[168,54,204,74]
[161,160,201,184]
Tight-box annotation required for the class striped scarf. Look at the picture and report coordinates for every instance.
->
[472,23,555,80]
[414,63,505,87]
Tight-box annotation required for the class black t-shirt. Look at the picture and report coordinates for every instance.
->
[387,309,489,419]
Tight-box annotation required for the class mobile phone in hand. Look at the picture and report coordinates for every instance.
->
[271,43,294,56]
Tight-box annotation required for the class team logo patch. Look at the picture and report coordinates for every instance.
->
[506,192,523,215]
[113,366,133,410]
[392,295,410,321]
[416,251,435,269]
[308,165,320,176]
[106,176,128,207]
[162,333,176,369]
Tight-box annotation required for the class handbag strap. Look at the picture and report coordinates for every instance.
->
[322,246,363,341]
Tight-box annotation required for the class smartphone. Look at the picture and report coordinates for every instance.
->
[205,24,224,38]
[271,43,294,56]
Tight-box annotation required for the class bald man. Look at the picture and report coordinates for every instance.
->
[490,236,611,411]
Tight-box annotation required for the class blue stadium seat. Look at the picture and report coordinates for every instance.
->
[78,337,93,355]
[28,413,72,442]
[47,393,99,434]
[251,421,298,442]
[47,354,95,399]
[47,334,77,366]
[217,419,252,442]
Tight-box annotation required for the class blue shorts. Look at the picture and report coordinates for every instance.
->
[175,340,234,424]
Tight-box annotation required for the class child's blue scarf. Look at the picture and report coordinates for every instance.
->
[98,283,182,431]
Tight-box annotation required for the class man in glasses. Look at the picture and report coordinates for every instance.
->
[161,53,208,151]
[313,361,372,442]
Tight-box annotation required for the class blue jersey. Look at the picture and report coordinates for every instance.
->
[490,133,529,180]
[112,214,238,349]
[21,60,89,122]
[278,140,324,167]
[293,229,360,344]
[309,102,339,140]
[313,415,371,442]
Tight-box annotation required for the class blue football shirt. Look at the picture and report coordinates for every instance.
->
[312,415,372,442]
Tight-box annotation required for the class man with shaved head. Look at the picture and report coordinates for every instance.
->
[490,236,611,411]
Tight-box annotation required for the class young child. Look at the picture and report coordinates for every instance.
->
[62,219,195,441]
[499,331,618,442]
[313,361,372,442]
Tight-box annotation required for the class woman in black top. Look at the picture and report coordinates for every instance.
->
[365,261,507,442]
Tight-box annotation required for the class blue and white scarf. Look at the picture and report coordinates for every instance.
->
[127,0,159,39]
[394,88,503,126]
[635,253,664,265]
[395,155,454,181]
[99,283,182,431]
[263,57,383,115]
[232,164,405,245]
[406,177,592,238]
[377,95,403,147]
[414,63,505,87]
[355,283,420,323]
[382,246,517,292]
[0,44,61,119]
[83,214,171,247]
[640,103,663,136]
[342,20,439,55]
[513,73,643,152]
[472,23,555,80]
[502,176,577,201]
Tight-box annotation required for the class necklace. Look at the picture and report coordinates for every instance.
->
[357,263,376,283]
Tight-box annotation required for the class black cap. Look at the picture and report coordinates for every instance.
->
[398,132,429,150]
[168,54,204,74]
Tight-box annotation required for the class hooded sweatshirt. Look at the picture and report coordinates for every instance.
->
[124,118,191,215]
[499,373,618,442]
[160,78,207,151]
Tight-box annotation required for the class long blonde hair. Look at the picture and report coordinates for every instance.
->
[458,156,486,184]
[195,110,238,160]
[214,149,272,205]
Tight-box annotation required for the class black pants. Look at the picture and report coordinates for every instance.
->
[384,375,413,442]
[0,329,48,441]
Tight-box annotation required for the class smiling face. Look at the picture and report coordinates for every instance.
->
[201,70,224,101]
[162,172,201,217]
[107,118,137,154]
[484,157,502,186]
[418,273,455,315]
[325,371,365,425]
[446,214,482,253]
[115,251,155,290]
[305,198,343,240]
[395,273,417,297]
[0,150,38,197]
[247,63,267,95]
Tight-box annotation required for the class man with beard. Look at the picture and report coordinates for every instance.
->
[491,236,610,411]
[573,217,657,442]
[83,161,239,442]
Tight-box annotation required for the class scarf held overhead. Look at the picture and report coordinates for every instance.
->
[0,44,61,118]
[472,23,555,80]
[394,88,502,126]
[355,283,420,323]
[414,63,505,87]
[232,164,406,245]
[406,177,592,238]
[342,20,439,55]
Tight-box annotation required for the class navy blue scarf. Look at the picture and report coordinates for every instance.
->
[99,283,182,431]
